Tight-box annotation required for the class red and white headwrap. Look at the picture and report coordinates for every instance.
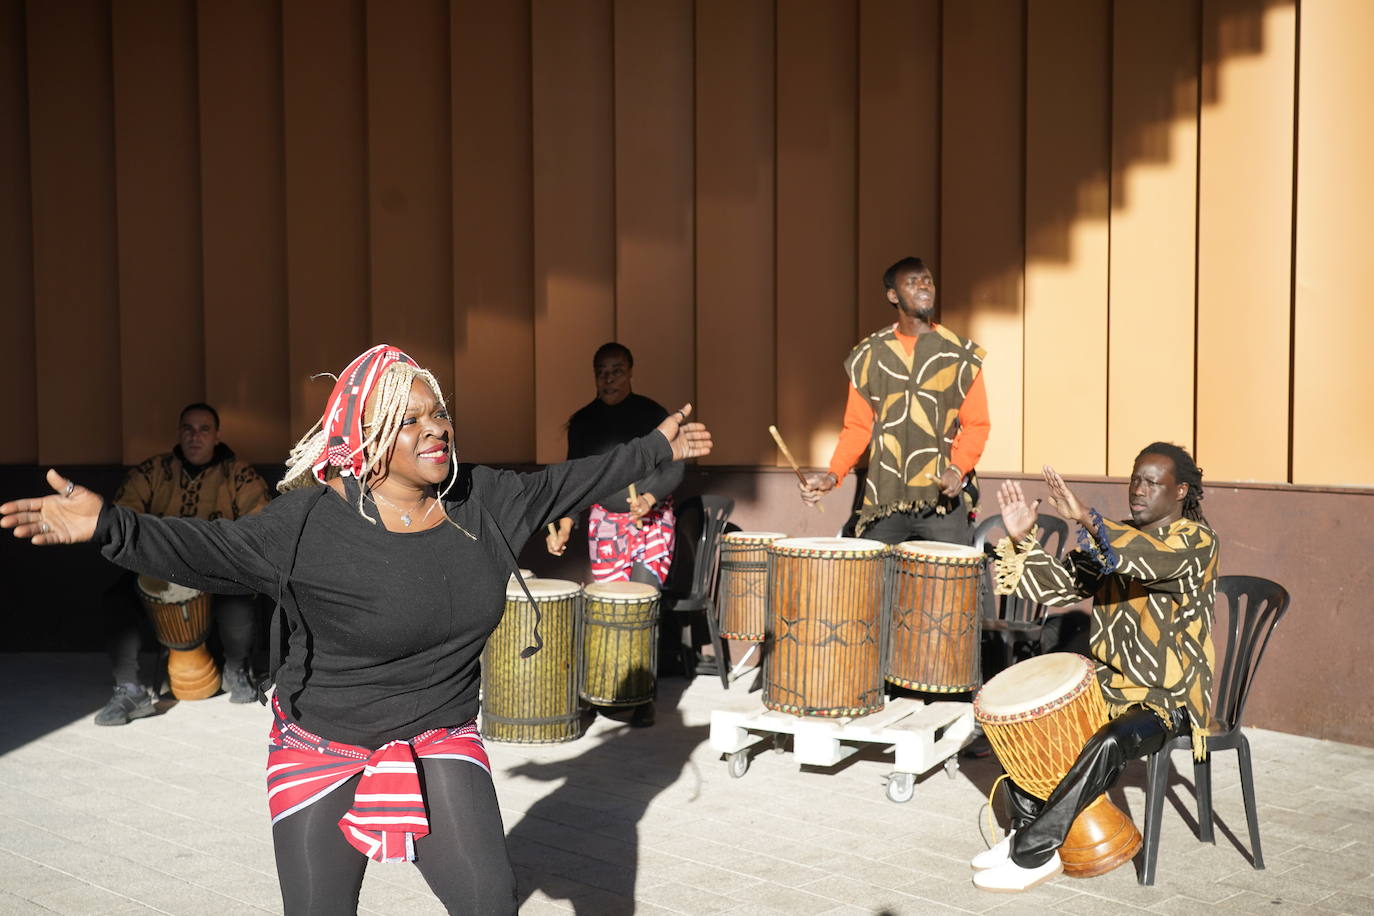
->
[312,344,418,483]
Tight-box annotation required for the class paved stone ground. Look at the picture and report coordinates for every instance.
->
[2,653,1371,915]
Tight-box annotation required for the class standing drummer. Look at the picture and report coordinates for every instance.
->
[93,403,270,725]
[970,443,1217,892]
[799,257,991,546]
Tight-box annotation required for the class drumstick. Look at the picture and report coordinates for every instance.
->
[768,425,824,513]
[628,483,644,528]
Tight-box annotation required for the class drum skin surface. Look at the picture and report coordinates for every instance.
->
[763,537,887,718]
[581,581,660,706]
[974,653,1142,877]
[717,532,787,641]
[482,578,584,744]
[885,539,983,693]
[135,576,219,701]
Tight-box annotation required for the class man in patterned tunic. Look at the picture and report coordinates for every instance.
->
[800,256,990,546]
[94,403,271,725]
[970,442,1218,892]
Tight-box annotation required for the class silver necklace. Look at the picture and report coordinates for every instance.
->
[369,489,434,527]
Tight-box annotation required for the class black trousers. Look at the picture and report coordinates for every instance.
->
[1006,705,1190,868]
[860,503,973,547]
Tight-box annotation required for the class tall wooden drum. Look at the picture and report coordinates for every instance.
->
[135,576,219,700]
[580,582,660,706]
[973,653,1142,877]
[717,532,787,641]
[763,537,887,718]
[885,540,984,693]
[482,578,584,744]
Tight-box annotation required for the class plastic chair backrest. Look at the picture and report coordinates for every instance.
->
[677,495,734,602]
[1211,574,1290,735]
[972,513,1071,625]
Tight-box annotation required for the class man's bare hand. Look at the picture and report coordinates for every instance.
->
[799,471,837,506]
[996,480,1040,545]
[1042,465,1091,528]
[939,466,964,498]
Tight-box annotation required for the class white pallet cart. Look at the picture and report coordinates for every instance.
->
[708,695,975,802]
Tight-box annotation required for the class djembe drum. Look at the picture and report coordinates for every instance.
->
[973,652,1142,877]
[885,540,984,693]
[481,578,584,744]
[717,532,787,641]
[763,537,887,718]
[580,581,660,706]
[135,576,219,700]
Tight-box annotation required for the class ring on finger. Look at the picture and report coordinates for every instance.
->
[40,522,50,534]
[64,481,75,497]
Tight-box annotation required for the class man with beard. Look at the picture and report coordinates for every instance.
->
[800,256,990,546]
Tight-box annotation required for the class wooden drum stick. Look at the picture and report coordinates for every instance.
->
[768,425,824,513]
[628,483,644,528]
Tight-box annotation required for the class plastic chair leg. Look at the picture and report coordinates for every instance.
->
[1138,749,1171,885]
[703,599,729,690]
[1236,733,1265,870]
[1193,755,1215,843]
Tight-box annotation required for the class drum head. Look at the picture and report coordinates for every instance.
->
[584,581,660,600]
[772,536,886,555]
[507,577,581,600]
[895,540,985,560]
[723,531,788,543]
[135,576,201,605]
[975,653,1096,718]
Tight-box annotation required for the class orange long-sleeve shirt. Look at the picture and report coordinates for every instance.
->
[827,326,990,482]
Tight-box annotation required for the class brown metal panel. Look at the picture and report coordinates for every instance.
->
[1107,0,1199,475]
[0,0,35,463]
[112,0,203,464]
[531,0,615,463]
[694,0,775,467]
[367,0,453,392]
[27,0,122,464]
[282,0,369,438]
[940,0,1025,474]
[452,0,534,464]
[1023,0,1110,475]
[613,0,695,424]
[197,0,289,464]
[1293,0,1374,486]
[775,0,857,470]
[856,0,940,339]
[1196,0,1294,484]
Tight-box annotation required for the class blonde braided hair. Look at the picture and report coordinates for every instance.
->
[278,362,457,521]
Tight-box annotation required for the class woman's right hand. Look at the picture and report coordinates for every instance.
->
[0,469,103,545]
[545,517,573,556]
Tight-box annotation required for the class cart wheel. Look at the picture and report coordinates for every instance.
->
[944,757,960,779]
[727,751,750,778]
[886,772,915,803]
[772,734,787,754]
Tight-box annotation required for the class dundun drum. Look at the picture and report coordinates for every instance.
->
[717,532,787,641]
[482,578,583,744]
[580,582,660,706]
[885,540,984,693]
[135,576,219,700]
[763,537,887,718]
[973,653,1142,877]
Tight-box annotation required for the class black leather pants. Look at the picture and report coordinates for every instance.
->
[1006,705,1190,868]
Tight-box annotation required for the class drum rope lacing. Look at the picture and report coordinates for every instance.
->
[983,772,1013,850]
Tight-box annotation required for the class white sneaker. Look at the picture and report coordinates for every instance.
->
[972,852,1062,892]
[970,831,1014,870]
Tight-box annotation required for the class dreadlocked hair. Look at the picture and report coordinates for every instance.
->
[1136,441,1207,525]
[278,362,458,521]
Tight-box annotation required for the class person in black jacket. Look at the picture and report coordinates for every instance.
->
[2,344,712,916]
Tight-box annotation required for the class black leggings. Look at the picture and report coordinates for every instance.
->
[272,758,517,915]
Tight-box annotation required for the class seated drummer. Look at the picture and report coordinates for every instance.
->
[972,442,1218,892]
[94,403,270,725]
[798,257,990,546]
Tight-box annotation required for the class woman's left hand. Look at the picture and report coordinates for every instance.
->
[657,404,713,461]
[1,469,103,545]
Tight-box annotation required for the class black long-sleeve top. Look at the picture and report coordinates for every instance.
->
[96,434,673,748]
[566,393,684,512]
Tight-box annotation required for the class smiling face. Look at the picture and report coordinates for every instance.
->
[1127,453,1188,528]
[886,265,937,322]
[178,408,219,467]
[369,377,453,491]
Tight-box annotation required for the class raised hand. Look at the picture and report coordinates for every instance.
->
[799,471,837,506]
[656,404,713,461]
[1042,465,1091,528]
[0,469,103,546]
[996,479,1040,544]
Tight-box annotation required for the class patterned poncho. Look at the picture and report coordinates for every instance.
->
[994,512,1218,760]
[844,323,984,531]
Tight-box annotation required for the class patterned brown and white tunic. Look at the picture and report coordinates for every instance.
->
[994,512,1219,759]
[115,445,269,522]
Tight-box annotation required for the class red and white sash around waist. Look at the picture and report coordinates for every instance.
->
[265,695,490,863]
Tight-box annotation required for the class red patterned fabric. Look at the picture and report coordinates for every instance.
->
[310,344,418,485]
[588,499,676,584]
[265,696,489,863]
